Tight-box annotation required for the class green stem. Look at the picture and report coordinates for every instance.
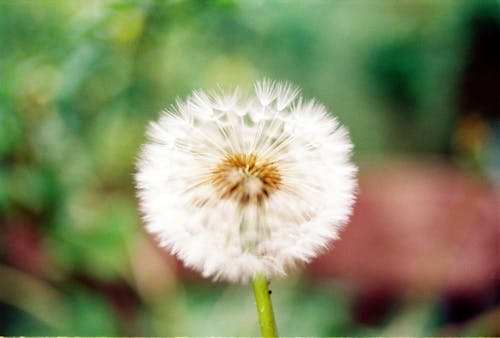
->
[252,275,278,337]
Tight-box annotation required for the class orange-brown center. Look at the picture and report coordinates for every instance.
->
[211,153,282,205]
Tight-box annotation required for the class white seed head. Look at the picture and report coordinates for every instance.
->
[135,79,357,283]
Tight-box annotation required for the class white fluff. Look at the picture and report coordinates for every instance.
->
[135,80,357,283]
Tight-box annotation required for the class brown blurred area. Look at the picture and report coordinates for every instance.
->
[308,160,499,326]
[310,161,498,294]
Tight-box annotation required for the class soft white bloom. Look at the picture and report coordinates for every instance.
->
[135,80,357,283]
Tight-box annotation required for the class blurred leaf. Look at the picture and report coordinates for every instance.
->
[48,193,138,280]
[62,287,119,336]
[0,109,23,158]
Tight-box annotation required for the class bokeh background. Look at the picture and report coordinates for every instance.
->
[0,0,499,336]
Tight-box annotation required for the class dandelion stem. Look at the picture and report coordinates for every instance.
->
[252,274,278,337]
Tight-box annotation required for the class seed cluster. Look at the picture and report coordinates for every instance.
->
[211,153,282,206]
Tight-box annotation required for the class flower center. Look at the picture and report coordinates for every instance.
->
[211,153,282,205]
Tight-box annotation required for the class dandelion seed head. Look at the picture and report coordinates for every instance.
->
[135,79,357,283]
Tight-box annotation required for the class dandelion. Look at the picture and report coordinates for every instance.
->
[135,79,357,336]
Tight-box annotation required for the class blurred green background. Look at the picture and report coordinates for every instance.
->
[0,0,498,336]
